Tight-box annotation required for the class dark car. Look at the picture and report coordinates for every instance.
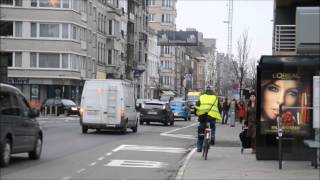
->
[41,98,80,116]
[0,83,42,167]
[139,100,174,126]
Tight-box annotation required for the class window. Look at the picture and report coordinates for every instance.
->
[0,0,13,5]
[148,14,155,22]
[31,0,37,6]
[39,53,60,68]
[15,21,22,37]
[15,0,22,6]
[30,52,37,67]
[1,52,12,67]
[0,91,20,116]
[31,85,40,100]
[62,0,69,8]
[109,20,113,35]
[31,23,37,37]
[0,21,13,36]
[39,0,61,8]
[148,0,155,6]
[62,54,68,68]
[40,23,59,38]
[62,23,68,39]
[108,49,112,64]
[15,52,22,67]
[72,25,77,40]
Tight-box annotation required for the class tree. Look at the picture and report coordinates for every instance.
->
[232,29,250,100]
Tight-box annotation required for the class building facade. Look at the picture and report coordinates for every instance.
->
[147,0,177,93]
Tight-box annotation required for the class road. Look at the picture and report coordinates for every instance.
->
[0,116,198,180]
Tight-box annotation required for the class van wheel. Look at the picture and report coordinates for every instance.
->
[170,120,174,126]
[0,138,11,167]
[29,136,42,160]
[121,123,127,134]
[82,125,88,134]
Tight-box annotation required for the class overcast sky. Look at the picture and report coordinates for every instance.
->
[176,0,274,60]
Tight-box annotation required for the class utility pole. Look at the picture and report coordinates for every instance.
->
[226,0,233,60]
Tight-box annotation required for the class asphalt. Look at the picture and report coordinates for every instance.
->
[179,122,320,180]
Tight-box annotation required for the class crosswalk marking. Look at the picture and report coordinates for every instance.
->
[105,160,167,168]
[112,144,188,154]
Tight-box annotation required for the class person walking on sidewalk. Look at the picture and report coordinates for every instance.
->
[246,92,257,154]
[194,86,222,152]
[222,97,230,124]
[238,101,246,124]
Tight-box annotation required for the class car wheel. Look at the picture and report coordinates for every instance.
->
[170,120,174,126]
[139,120,144,125]
[0,138,11,167]
[82,125,88,134]
[184,117,188,121]
[132,120,138,133]
[146,121,150,125]
[64,110,69,116]
[29,136,42,160]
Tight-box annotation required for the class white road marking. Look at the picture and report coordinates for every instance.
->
[77,168,86,173]
[105,152,112,156]
[175,148,197,180]
[89,162,97,167]
[160,123,197,139]
[98,157,105,161]
[105,160,167,168]
[112,145,188,153]
[61,176,72,180]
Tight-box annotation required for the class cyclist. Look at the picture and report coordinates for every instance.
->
[194,86,222,152]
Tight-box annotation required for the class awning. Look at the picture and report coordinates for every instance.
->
[160,90,175,96]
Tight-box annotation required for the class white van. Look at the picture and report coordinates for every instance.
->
[80,79,138,134]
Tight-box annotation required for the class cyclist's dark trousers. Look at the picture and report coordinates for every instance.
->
[222,110,229,124]
[197,115,216,151]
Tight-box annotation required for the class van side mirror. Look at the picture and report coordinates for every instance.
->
[29,108,40,118]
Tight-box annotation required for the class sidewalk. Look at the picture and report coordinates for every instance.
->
[180,122,319,180]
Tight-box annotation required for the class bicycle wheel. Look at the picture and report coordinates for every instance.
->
[203,139,210,160]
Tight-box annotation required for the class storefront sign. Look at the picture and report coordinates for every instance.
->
[157,31,198,46]
[8,78,30,85]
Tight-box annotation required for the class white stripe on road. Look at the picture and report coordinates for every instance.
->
[175,148,197,180]
[112,145,188,154]
[89,162,97,167]
[160,123,197,140]
[105,160,167,168]
[61,176,72,180]
[77,168,86,173]
[98,157,105,161]
[105,152,112,156]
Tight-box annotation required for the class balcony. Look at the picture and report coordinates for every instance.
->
[273,25,296,55]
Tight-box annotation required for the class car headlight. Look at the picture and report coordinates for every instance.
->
[71,107,77,111]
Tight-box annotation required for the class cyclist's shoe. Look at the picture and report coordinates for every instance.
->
[197,148,202,152]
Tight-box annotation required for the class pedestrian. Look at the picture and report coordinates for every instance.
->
[238,101,246,124]
[222,97,230,124]
[229,99,236,127]
[246,92,257,154]
[194,86,222,152]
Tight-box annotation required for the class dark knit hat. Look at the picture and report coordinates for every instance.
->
[249,91,256,97]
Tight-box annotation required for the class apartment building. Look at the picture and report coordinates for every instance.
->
[148,0,177,93]
[273,0,319,55]
[144,28,160,99]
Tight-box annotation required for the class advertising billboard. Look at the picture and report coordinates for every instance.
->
[157,31,198,46]
[260,71,312,135]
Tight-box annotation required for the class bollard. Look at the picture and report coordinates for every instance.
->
[49,106,52,115]
[44,106,47,117]
[55,106,58,116]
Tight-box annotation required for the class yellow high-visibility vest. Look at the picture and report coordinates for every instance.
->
[195,94,222,122]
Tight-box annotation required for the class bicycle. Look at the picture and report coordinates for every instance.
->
[201,121,212,160]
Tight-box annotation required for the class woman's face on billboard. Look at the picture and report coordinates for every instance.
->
[263,80,299,120]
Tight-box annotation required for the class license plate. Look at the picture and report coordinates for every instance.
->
[174,112,179,116]
[148,111,157,115]
[87,111,97,115]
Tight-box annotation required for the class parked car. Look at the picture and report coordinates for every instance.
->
[140,100,174,126]
[0,83,42,167]
[41,98,80,116]
[170,100,191,121]
[80,79,138,134]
